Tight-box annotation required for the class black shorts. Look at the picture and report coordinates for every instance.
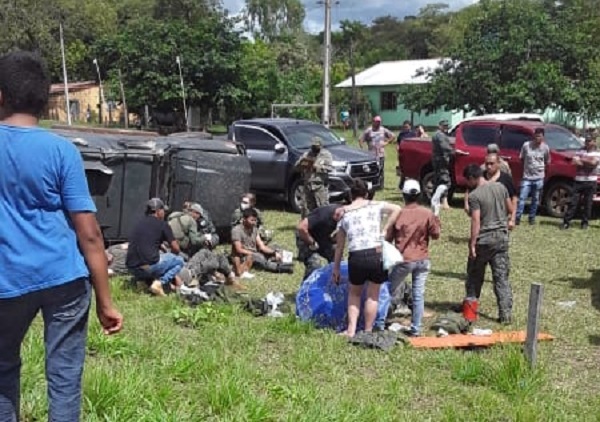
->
[348,248,387,286]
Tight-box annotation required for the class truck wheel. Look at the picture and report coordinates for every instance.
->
[288,178,304,214]
[543,180,573,218]
[421,171,435,201]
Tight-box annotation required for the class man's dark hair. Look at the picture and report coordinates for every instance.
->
[242,207,258,219]
[534,127,545,135]
[350,178,369,200]
[463,163,483,180]
[0,51,50,118]
[403,192,420,204]
[403,120,411,126]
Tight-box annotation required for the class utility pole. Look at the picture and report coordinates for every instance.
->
[59,24,71,126]
[321,0,332,127]
[117,69,129,129]
[349,39,358,138]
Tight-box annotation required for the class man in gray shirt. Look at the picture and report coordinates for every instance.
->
[464,164,514,324]
[516,127,550,225]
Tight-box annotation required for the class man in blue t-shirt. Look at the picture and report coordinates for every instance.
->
[0,52,122,422]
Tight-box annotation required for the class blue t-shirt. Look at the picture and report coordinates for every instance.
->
[0,125,96,298]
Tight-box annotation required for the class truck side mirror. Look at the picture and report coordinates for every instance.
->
[274,143,286,154]
[339,137,346,145]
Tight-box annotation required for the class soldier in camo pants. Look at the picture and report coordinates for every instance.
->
[187,249,234,282]
[466,232,512,320]
[464,164,515,324]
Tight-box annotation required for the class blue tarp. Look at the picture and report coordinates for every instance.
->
[296,262,391,332]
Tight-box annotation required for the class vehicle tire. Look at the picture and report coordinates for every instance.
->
[543,180,573,219]
[288,178,305,214]
[420,171,435,202]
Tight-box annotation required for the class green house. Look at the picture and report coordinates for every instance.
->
[336,58,598,130]
[336,58,464,129]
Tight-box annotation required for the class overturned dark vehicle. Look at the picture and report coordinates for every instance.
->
[52,127,251,243]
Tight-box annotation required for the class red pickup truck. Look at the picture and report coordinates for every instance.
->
[398,119,590,218]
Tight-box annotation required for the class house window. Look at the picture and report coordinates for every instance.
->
[380,91,397,111]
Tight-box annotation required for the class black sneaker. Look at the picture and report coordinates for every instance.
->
[581,222,589,230]
[515,219,521,226]
[528,219,536,225]
[561,222,570,230]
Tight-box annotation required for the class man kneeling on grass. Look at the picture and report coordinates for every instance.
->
[231,208,292,278]
[126,198,185,296]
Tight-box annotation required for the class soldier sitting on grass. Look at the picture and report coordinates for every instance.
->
[231,193,273,243]
[231,208,293,279]
[169,202,219,257]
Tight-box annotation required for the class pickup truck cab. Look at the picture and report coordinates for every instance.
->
[398,118,587,218]
[230,118,382,212]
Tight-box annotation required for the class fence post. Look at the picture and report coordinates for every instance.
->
[524,283,544,367]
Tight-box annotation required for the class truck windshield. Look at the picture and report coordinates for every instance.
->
[281,124,344,149]
[545,126,583,151]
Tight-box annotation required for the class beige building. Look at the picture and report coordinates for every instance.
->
[46,81,132,125]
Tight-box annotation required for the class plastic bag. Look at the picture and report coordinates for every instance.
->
[381,236,403,271]
[296,262,391,332]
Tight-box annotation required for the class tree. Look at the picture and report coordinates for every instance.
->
[94,16,242,117]
[244,0,305,41]
[402,0,582,115]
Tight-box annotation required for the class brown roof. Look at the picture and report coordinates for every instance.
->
[50,81,97,94]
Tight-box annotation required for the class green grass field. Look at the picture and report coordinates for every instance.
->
[18,133,600,421]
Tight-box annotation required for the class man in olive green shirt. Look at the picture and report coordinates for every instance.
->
[169,203,218,256]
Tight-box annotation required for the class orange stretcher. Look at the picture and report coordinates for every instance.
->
[408,331,554,349]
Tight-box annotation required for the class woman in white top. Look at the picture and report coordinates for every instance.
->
[333,179,402,337]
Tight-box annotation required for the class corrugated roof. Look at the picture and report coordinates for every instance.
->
[50,81,97,94]
[336,58,449,88]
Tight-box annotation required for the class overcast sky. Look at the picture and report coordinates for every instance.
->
[222,0,479,32]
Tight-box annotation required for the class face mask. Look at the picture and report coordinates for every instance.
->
[241,202,250,210]
[311,146,321,154]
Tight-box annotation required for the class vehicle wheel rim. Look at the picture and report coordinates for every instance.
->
[550,187,569,215]
[295,184,305,210]
[424,176,434,198]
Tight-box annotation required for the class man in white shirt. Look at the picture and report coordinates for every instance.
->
[562,135,600,230]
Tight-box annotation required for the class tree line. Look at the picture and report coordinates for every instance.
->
[1,0,599,125]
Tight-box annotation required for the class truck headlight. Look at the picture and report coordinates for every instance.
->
[332,160,348,172]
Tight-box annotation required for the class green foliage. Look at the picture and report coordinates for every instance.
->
[94,17,242,113]
[244,0,305,41]
[402,0,600,119]
[171,302,232,328]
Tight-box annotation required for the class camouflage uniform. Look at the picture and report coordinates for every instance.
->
[296,234,335,280]
[187,249,233,281]
[432,128,452,198]
[466,232,512,320]
[169,207,219,255]
[295,143,333,217]
[466,182,513,321]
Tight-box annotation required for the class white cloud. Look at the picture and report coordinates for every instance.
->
[223,0,479,34]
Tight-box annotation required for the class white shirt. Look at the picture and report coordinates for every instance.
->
[339,202,385,252]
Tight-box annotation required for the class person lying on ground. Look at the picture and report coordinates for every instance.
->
[186,249,246,291]
[126,198,185,296]
[231,208,292,278]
